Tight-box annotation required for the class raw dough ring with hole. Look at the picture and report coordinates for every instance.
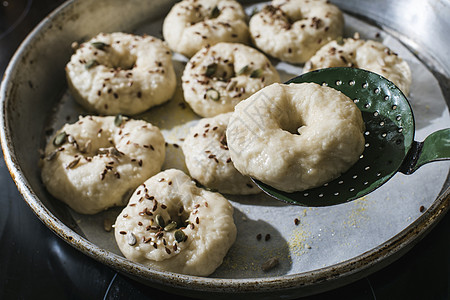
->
[226,83,365,193]
[40,115,165,214]
[162,0,249,58]
[182,42,280,117]
[65,32,176,115]
[304,37,412,95]
[182,112,260,195]
[249,0,344,63]
[114,169,236,276]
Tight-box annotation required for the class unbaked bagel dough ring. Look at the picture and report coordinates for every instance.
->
[226,83,365,193]
[66,32,176,115]
[249,0,344,63]
[304,38,412,95]
[162,0,249,58]
[182,112,260,195]
[182,42,280,117]
[40,115,165,214]
[114,169,237,276]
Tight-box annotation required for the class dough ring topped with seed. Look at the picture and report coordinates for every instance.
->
[182,42,280,117]
[304,37,412,95]
[226,83,365,193]
[114,169,236,276]
[182,112,260,195]
[249,0,344,63]
[162,0,249,58]
[40,115,165,214]
[66,32,176,115]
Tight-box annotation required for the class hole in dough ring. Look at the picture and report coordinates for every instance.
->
[182,112,261,195]
[40,115,166,214]
[114,169,237,276]
[226,82,366,193]
[182,42,280,117]
[249,0,344,63]
[163,0,249,58]
[304,38,412,95]
[65,32,176,115]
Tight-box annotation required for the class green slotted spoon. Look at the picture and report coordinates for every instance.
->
[253,67,450,206]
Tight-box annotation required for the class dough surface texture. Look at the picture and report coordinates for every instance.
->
[114,169,237,276]
[66,32,176,115]
[41,115,165,214]
[249,0,344,63]
[182,42,280,117]
[163,0,249,58]
[182,112,260,194]
[226,83,365,193]
[304,38,412,95]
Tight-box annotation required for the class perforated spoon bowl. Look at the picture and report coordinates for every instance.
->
[253,67,450,206]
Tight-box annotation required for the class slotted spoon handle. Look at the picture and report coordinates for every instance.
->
[400,128,450,175]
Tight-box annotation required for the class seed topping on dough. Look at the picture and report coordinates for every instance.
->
[155,214,165,228]
[66,157,81,169]
[85,59,98,69]
[91,41,109,50]
[250,68,263,78]
[206,88,220,101]
[174,229,186,243]
[53,131,67,146]
[127,232,137,246]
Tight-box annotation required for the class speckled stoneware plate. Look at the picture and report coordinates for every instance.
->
[1,0,449,299]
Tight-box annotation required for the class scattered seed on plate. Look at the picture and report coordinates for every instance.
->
[261,257,279,272]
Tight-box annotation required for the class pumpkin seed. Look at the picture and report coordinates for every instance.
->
[91,41,108,50]
[164,221,177,232]
[85,59,98,69]
[110,147,122,157]
[114,114,124,127]
[155,214,165,228]
[206,88,220,101]
[127,232,137,246]
[174,229,186,243]
[53,131,67,146]
[237,65,249,75]
[210,5,220,18]
[336,36,344,46]
[205,63,217,77]
[250,68,263,78]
